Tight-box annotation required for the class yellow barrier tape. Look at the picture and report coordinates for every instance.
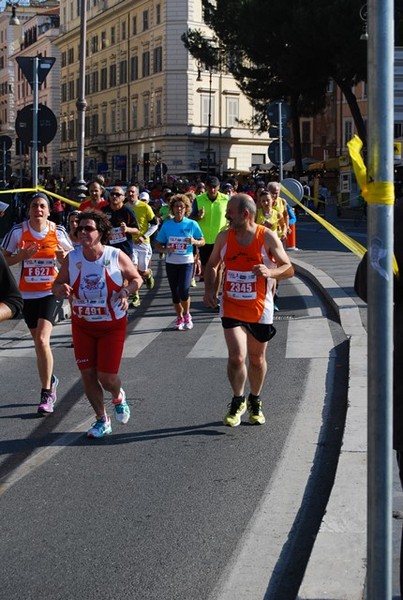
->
[0,186,80,208]
[347,135,395,205]
[280,184,399,277]
[280,184,367,257]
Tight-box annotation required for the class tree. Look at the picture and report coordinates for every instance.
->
[183,0,369,173]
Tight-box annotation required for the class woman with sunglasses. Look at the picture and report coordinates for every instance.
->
[53,210,143,439]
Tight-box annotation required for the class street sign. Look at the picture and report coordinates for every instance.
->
[16,104,57,146]
[281,178,304,207]
[16,57,56,89]
[268,140,292,166]
[268,126,290,139]
[267,100,291,125]
[0,135,12,150]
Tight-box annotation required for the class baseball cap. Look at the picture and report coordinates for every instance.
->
[139,191,150,201]
[206,176,220,187]
[223,183,233,191]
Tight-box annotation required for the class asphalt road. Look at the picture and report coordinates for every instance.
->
[0,255,348,600]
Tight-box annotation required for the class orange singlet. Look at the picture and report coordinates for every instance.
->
[221,225,275,324]
[18,221,59,294]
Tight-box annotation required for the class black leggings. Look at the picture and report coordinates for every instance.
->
[165,262,193,304]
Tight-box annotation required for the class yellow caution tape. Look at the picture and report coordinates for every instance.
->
[280,183,399,278]
[347,135,395,205]
[0,186,80,208]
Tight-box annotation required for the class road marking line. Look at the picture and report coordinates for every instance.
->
[0,417,93,497]
[286,317,336,358]
[209,357,332,600]
[123,315,176,358]
[187,317,227,358]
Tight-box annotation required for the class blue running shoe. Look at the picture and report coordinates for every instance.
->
[113,389,130,424]
[87,416,112,438]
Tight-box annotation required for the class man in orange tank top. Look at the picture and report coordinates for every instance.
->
[203,194,294,427]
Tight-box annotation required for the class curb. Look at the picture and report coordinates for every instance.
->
[292,258,367,600]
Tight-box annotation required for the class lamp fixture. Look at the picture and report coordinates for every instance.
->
[9,4,20,26]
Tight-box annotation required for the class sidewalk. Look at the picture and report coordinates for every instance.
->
[290,217,401,599]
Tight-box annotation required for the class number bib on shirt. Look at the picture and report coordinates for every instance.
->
[72,298,108,320]
[109,227,126,245]
[225,269,257,300]
[22,258,57,283]
[168,236,188,254]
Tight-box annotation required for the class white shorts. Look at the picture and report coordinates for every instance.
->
[132,242,153,272]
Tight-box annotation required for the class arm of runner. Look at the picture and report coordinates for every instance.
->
[203,230,226,308]
[252,228,294,280]
[52,254,74,299]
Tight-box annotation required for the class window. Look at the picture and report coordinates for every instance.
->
[201,94,214,127]
[85,73,90,95]
[61,52,66,67]
[395,123,403,138]
[111,106,116,132]
[226,97,238,127]
[109,64,117,87]
[68,80,75,100]
[61,82,67,102]
[102,110,107,133]
[119,60,127,84]
[132,16,137,35]
[111,26,115,45]
[121,21,126,41]
[91,35,98,54]
[155,96,162,125]
[143,10,149,30]
[91,113,98,136]
[143,97,149,127]
[121,106,127,131]
[153,47,162,73]
[101,31,107,49]
[68,47,74,64]
[100,67,107,90]
[343,119,353,147]
[68,119,74,141]
[132,101,138,129]
[91,71,99,93]
[130,56,138,81]
[142,51,150,77]
[61,121,67,142]
[156,4,161,24]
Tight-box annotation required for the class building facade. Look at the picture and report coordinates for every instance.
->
[55,0,269,184]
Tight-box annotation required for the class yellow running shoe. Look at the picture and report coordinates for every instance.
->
[248,398,266,425]
[224,397,246,427]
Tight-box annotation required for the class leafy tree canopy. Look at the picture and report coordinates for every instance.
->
[183,0,401,168]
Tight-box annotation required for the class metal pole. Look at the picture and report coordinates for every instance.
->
[279,102,283,182]
[32,56,38,188]
[366,0,394,597]
[207,67,212,177]
[74,0,87,200]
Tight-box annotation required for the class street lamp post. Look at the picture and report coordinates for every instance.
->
[74,0,87,201]
[197,64,213,177]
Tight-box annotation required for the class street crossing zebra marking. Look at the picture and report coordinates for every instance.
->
[187,317,227,359]
[123,315,177,358]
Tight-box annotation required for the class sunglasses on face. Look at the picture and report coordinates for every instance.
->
[77,225,98,232]
[111,191,123,196]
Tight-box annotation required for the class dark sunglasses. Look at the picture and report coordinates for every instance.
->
[77,225,98,232]
[111,191,123,196]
